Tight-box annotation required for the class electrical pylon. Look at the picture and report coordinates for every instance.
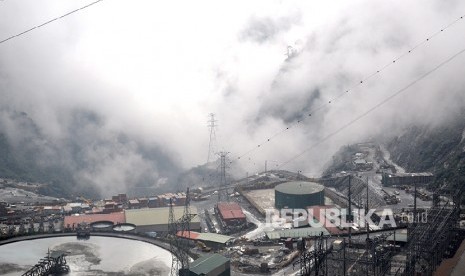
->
[206,113,218,164]
[169,189,193,276]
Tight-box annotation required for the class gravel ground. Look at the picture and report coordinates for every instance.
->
[0,187,60,204]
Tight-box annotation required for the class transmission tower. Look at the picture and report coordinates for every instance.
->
[295,233,328,276]
[168,198,179,276]
[206,113,218,164]
[169,189,193,276]
[217,151,229,202]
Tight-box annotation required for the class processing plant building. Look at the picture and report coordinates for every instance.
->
[64,206,200,233]
[275,181,325,209]
[381,172,433,186]
[124,206,200,233]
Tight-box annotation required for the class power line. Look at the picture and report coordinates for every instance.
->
[277,45,465,169]
[0,0,104,45]
[232,13,465,163]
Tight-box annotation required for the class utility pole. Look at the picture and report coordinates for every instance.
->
[348,175,352,246]
[413,179,417,224]
[343,238,347,276]
[366,176,370,240]
[206,113,218,164]
[366,177,370,276]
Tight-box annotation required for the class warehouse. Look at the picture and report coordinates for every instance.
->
[176,231,234,250]
[381,172,433,186]
[275,181,325,209]
[124,206,200,233]
[216,202,246,226]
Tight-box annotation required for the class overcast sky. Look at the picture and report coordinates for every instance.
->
[1,0,465,194]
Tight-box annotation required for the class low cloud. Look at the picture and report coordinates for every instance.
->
[0,0,464,194]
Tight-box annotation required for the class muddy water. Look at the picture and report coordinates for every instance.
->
[0,236,171,275]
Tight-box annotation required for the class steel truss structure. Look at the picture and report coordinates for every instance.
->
[169,188,194,276]
[22,250,69,276]
[403,197,461,275]
[295,232,396,276]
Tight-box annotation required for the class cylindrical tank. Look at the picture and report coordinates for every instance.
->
[275,181,324,209]
[90,221,114,232]
[113,223,136,233]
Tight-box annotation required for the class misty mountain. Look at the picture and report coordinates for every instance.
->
[0,110,78,197]
[385,110,465,188]
[174,159,244,192]
[324,109,465,192]
[0,108,182,198]
[174,163,222,192]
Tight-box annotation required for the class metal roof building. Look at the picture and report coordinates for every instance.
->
[382,172,433,186]
[124,206,200,233]
[216,202,246,227]
[265,227,330,240]
[176,231,234,249]
[197,232,235,245]
[187,253,230,276]
[275,181,325,209]
[216,202,246,220]
[64,212,125,227]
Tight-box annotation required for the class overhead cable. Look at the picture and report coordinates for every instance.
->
[277,45,465,169]
[0,0,104,45]
[232,14,465,163]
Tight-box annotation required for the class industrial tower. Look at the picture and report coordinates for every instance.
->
[217,151,229,202]
[169,188,192,276]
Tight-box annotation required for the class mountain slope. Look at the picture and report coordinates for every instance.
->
[386,113,465,189]
[0,108,182,198]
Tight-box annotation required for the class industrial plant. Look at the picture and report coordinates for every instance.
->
[2,141,465,276]
[1,1,465,276]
